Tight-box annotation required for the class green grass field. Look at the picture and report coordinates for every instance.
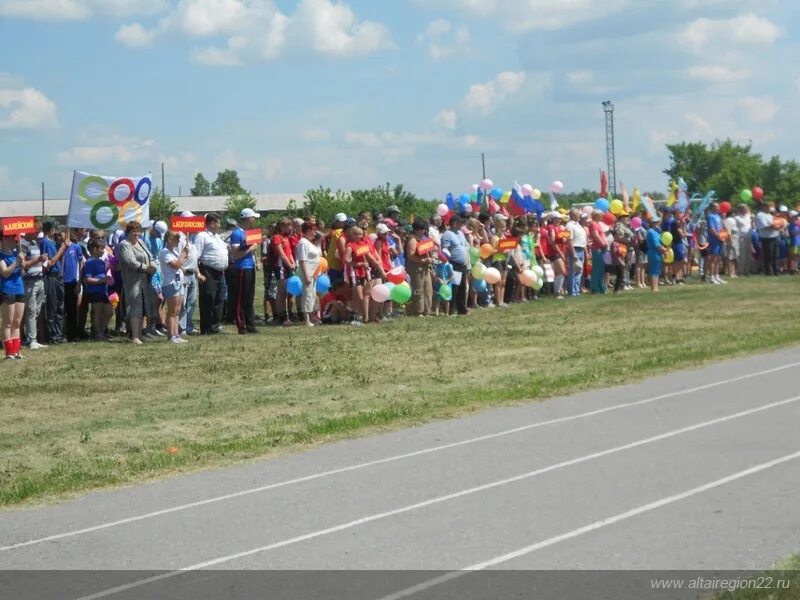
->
[1,277,799,507]
[714,555,800,600]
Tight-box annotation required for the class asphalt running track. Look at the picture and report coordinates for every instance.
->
[2,347,800,600]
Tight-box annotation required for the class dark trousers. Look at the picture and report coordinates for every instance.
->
[223,267,237,323]
[199,265,226,335]
[43,273,65,342]
[607,264,624,292]
[761,237,779,275]
[64,282,81,341]
[451,263,469,315]
[229,268,256,333]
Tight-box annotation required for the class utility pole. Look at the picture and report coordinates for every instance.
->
[602,101,617,196]
[481,153,486,180]
[161,162,166,194]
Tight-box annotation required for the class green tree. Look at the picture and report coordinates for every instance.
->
[148,188,178,222]
[211,169,247,196]
[223,193,257,224]
[190,172,211,197]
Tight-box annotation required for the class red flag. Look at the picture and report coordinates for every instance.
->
[600,171,608,197]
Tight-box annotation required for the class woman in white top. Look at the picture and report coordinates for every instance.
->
[159,231,189,343]
[295,222,322,326]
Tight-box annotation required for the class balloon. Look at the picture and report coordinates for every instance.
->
[491,187,503,200]
[387,266,406,285]
[719,201,732,216]
[752,187,764,201]
[533,278,544,291]
[531,189,542,200]
[473,278,487,293]
[479,243,494,259]
[436,203,449,217]
[469,247,480,263]
[521,184,534,196]
[519,269,538,287]
[483,267,501,285]
[610,199,624,215]
[532,265,544,279]
[493,252,507,262]
[439,285,452,301]
[368,233,378,242]
[472,184,480,192]
[661,231,673,246]
[480,179,493,191]
[471,262,486,279]
[582,205,594,216]
[316,257,329,274]
[370,283,390,303]
[631,217,642,229]
[741,189,753,202]
[551,181,564,194]
[665,248,675,264]
[594,198,609,213]
[602,212,616,226]
[315,274,331,294]
[287,276,303,297]
[109,292,119,308]
[470,192,478,202]
[390,282,412,304]
[384,282,395,292]
[459,193,470,206]
[500,190,512,204]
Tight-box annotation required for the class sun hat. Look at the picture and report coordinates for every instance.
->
[240,208,260,219]
[154,221,168,235]
[376,223,390,234]
[334,212,347,223]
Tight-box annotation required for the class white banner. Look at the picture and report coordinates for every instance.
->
[67,171,152,231]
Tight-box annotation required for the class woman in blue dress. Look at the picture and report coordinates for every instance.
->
[646,215,666,292]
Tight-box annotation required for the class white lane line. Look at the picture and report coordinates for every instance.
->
[70,394,800,600]
[377,449,800,600]
[4,360,797,553]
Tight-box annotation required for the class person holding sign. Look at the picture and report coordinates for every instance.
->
[159,231,189,344]
[405,219,434,317]
[344,226,385,323]
[0,233,26,359]
[546,212,568,299]
[228,208,260,335]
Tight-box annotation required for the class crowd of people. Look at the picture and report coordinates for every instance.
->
[1,199,797,360]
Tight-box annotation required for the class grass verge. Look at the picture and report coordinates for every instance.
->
[1,277,799,507]
[714,555,800,600]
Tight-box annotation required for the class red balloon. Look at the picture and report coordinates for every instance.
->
[752,187,764,201]
[720,201,732,215]
[386,267,407,285]
[602,212,616,226]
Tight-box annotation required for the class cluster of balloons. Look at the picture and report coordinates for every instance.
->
[740,187,764,203]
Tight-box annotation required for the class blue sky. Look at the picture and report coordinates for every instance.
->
[1,0,798,202]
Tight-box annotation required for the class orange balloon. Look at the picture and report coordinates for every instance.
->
[479,243,494,260]
[316,257,328,275]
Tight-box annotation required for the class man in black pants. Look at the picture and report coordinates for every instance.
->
[39,222,69,344]
[194,213,229,335]
[756,203,779,275]
[228,208,259,334]
[440,215,470,315]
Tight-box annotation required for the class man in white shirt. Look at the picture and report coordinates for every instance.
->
[194,213,229,334]
[755,203,778,275]
[565,209,587,296]
[734,205,753,275]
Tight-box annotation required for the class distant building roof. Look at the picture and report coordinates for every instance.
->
[0,194,304,218]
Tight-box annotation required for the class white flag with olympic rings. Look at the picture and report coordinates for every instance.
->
[68,171,152,231]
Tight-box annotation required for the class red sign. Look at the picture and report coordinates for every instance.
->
[417,240,435,255]
[170,216,205,233]
[245,229,263,245]
[497,237,519,251]
[0,217,36,236]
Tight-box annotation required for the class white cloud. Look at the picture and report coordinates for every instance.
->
[737,97,779,124]
[688,65,751,83]
[129,0,393,66]
[435,109,457,130]
[300,129,331,142]
[115,23,156,47]
[57,137,156,167]
[683,113,713,137]
[263,157,284,180]
[463,71,525,113]
[0,86,58,129]
[416,19,470,60]
[681,13,782,53]
[0,0,166,20]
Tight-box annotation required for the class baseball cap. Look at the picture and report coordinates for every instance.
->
[779,205,788,213]
[376,223,390,234]
[387,205,400,214]
[345,217,357,227]
[154,221,168,235]
[240,208,260,219]
[141,219,154,229]
[334,212,347,223]
[225,218,238,227]
[180,211,195,217]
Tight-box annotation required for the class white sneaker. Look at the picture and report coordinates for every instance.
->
[170,336,187,344]
[29,341,46,350]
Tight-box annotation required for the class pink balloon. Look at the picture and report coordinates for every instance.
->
[436,203,449,217]
[551,181,564,194]
[370,284,390,303]
[480,179,494,191]
[483,267,501,285]
[582,205,594,216]
[519,269,538,287]
[521,184,534,196]
[631,217,642,229]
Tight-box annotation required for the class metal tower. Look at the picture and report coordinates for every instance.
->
[602,101,617,196]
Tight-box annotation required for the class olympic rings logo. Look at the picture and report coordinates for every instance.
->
[77,176,152,230]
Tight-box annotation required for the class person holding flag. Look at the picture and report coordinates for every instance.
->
[228,208,260,334]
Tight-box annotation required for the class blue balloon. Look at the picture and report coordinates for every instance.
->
[287,275,303,297]
[473,278,487,293]
[459,193,470,205]
[315,274,331,294]
[594,198,610,213]
[491,187,503,200]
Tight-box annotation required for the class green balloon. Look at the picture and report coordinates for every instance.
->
[533,265,544,279]
[493,252,507,262]
[741,189,753,202]
[439,285,452,301]
[390,282,412,304]
[471,263,486,279]
[469,247,480,263]
[533,278,544,291]
[661,231,673,246]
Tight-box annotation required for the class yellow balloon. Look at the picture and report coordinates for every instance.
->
[665,248,675,264]
[610,199,624,215]
[500,191,512,204]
